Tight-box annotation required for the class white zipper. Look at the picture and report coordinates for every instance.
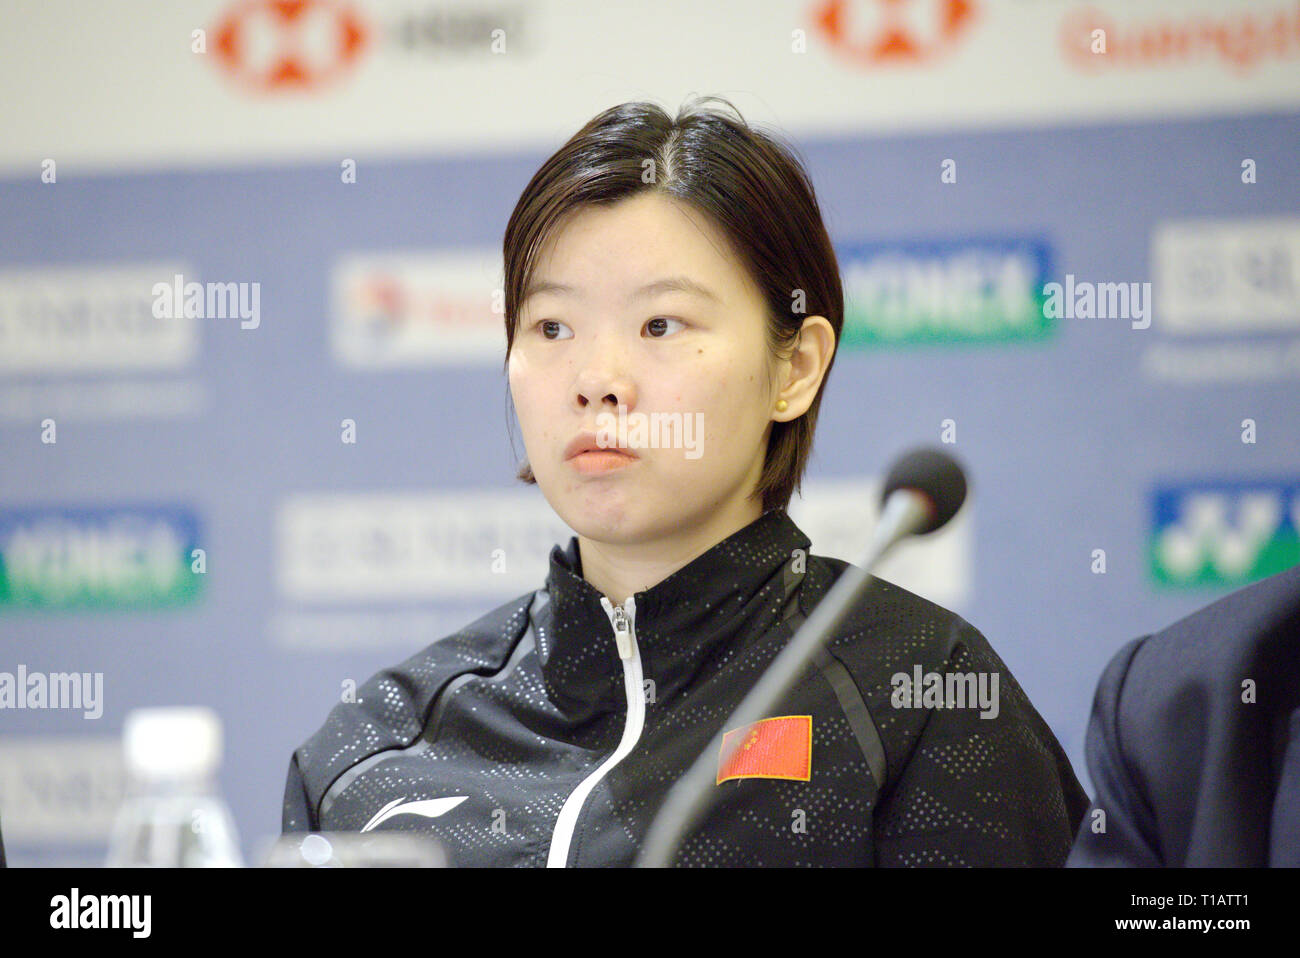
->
[545,594,645,867]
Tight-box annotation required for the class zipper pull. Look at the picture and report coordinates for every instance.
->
[610,604,632,659]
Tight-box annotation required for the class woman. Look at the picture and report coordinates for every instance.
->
[282,96,1089,866]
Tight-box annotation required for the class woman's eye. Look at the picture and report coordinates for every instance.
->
[538,320,572,340]
[644,317,685,338]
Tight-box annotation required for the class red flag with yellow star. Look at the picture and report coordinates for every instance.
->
[716,715,812,784]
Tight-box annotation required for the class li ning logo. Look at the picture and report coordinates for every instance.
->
[595,404,704,459]
[891,665,1000,719]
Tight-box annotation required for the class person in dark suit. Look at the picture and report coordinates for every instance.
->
[1068,562,1300,866]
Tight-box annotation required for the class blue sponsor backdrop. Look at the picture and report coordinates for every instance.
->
[1,110,1298,865]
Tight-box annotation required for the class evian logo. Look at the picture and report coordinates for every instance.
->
[211,0,370,93]
[813,0,979,65]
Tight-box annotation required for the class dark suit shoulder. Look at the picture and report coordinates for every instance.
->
[1124,563,1300,704]
[1069,563,1300,866]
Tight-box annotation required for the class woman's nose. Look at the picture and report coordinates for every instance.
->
[575,375,636,412]
[574,335,639,408]
[574,349,636,412]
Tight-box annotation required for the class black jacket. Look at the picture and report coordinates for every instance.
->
[283,508,1088,866]
[1067,562,1300,866]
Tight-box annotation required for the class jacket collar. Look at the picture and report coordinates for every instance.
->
[533,508,812,720]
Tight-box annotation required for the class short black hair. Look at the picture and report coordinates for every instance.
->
[502,95,843,512]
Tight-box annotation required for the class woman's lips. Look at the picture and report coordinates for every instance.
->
[567,450,638,475]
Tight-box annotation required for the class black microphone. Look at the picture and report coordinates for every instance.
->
[636,447,969,867]
[880,446,967,534]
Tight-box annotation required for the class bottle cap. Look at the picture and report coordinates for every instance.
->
[123,706,222,781]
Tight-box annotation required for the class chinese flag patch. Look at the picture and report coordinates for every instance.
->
[716,715,812,784]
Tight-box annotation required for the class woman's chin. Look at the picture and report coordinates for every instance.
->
[558,499,665,546]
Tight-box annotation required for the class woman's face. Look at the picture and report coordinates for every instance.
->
[508,191,780,547]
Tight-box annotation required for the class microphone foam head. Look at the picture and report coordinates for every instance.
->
[881,447,968,534]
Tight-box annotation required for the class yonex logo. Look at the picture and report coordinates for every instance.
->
[1151,481,1300,587]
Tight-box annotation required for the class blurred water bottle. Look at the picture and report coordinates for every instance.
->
[105,707,244,867]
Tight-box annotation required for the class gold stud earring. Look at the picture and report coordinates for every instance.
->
[775,399,788,413]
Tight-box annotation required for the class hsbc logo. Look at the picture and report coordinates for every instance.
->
[813,0,979,66]
[207,1,533,95]
[211,0,369,93]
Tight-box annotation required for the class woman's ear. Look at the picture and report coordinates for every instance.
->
[773,316,835,421]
